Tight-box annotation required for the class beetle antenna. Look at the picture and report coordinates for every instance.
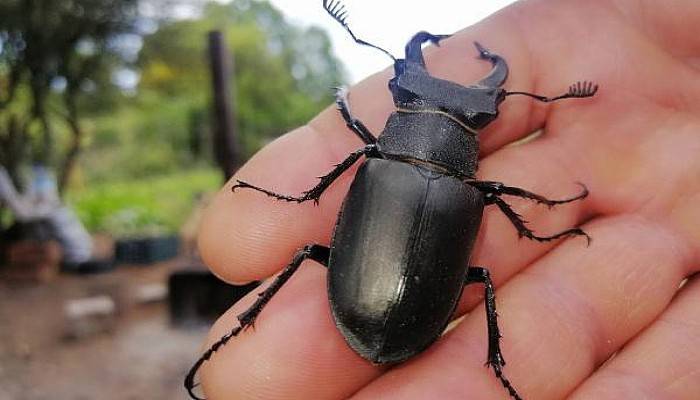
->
[506,81,599,102]
[323,0,397,62]
[565,81,599,98]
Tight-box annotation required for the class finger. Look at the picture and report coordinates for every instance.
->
[464,135,595,291]
[195,186,583,400]
[194,132,600,399]
[308,0,672,168]
[195,132,597,398]
[419,0,700,150]
[312,0,610,157]
[199,261,381,399]
[199,125,360,283]
[200,124,593,285]
[556,104,700,233]
[570,275,700,399]
[201,0,659,283]
[351,216,696,399]
[200,0,700,284]
[611,0,700,61]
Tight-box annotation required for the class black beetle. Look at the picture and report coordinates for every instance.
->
[185,1,598,399]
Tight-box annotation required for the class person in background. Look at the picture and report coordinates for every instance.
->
[0,165,92,270]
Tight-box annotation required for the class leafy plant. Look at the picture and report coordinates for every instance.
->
[67,168,220,236]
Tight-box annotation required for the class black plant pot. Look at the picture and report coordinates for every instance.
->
[168,269,259,327]
[115,235,179,264]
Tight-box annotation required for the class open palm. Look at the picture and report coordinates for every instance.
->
[194,0,700,398]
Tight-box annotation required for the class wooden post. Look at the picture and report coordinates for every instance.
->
[207,30,238,180]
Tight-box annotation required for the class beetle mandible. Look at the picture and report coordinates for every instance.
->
[185,1,598,399]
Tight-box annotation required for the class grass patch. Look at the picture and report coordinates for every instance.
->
[67,168,222,237]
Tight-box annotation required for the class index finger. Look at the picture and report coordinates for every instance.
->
[200,0,611,284]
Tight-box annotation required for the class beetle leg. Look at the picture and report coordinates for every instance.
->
[335,87,377,144]
[184,244,330,400]
[469,180,588,208]
[485,194,591,244]
[232,144,379,204]
[465,267,505,368]
[465,267,523,400]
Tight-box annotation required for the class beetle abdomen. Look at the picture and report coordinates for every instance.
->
[328,158,484,363]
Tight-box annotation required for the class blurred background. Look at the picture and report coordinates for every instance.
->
[0,0,514,398]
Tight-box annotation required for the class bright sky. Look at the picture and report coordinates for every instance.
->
[268,0,518,83]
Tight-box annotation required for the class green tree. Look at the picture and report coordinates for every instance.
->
[0,0,138,192]
[136,0,344,158]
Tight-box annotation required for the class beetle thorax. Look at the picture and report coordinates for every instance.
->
[377,111,480,177]
[389,68,505,132]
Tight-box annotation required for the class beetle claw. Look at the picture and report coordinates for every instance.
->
[474,41,490,58]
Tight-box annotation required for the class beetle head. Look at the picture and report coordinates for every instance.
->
[389,38,508,131]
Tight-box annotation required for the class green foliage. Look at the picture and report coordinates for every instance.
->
[132,0,344,158]
[0,0,139,188]
[67,167,221,237]
[80,94,203,183]
[2,0,346,237]
[77,0,345,187]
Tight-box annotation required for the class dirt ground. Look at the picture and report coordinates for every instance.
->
[0,260,210,400]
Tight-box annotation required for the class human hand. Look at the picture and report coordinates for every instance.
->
[194,0,700,398]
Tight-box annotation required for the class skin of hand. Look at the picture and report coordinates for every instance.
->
[194,0,700,398]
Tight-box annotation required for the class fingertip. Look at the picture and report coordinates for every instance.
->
[197,125,359,284]
[199,266,381,399]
